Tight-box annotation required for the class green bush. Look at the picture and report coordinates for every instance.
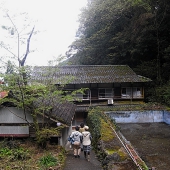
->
[0,146,30,161]
[10,148,29,160]
[0,147,12,156]
[39,153,58,169]
[87,108,101,150]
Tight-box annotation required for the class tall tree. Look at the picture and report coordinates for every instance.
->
[67,0,170,84]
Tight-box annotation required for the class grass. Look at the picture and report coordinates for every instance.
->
[0,139,66,170]
[100,118,115,142]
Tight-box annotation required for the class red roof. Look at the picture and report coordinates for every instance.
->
[0,91,8,99]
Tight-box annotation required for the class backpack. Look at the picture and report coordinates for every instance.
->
[68,136,75,144]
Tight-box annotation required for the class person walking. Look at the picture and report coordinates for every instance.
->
[69,126,82,158]
[79,122,85,133]
[82,126,92,161]
[79,122,85,151]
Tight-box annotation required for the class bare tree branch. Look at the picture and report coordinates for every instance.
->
[6,13,20,60]
[6,13,35,67]
[0,43,17,57]
[19,26,35,66]
[6,13,19,35]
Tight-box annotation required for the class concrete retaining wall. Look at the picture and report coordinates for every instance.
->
[105,110,170,125]
[164,111,170,124]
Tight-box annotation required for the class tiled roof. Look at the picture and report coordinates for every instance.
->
[0,93,76,125]
[34,98,76,126]
[31,65,151,84]
[50,101,76,126]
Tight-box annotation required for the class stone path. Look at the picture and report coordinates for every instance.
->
[63,149,103,170]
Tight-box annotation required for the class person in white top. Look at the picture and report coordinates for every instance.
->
[82,126,92,161]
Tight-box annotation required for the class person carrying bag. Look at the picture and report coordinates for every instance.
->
[69,126,82,158]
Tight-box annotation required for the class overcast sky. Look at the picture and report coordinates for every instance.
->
[0,0,87,67]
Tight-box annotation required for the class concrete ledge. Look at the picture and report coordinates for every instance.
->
[164,111,170,124]
[105,110,170,125]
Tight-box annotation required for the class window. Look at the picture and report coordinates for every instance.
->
[133,87,142,98]
[121,87,142,98]
[99,88,113,99]
[76,90,90,100]
[121,88,131,98]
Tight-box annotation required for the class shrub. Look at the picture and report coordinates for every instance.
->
[0,147,12,157]
[10,148,30,160]
[39,153,58,169]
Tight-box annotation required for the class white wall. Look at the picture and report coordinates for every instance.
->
[0,107,45,123]
[0,126,29,137]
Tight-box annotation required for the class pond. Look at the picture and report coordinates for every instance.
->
[118,122,170,170]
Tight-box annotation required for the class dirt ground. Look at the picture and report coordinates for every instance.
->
[118,122,170,170]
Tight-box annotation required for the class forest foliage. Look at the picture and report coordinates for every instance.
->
[66,0,170,106]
